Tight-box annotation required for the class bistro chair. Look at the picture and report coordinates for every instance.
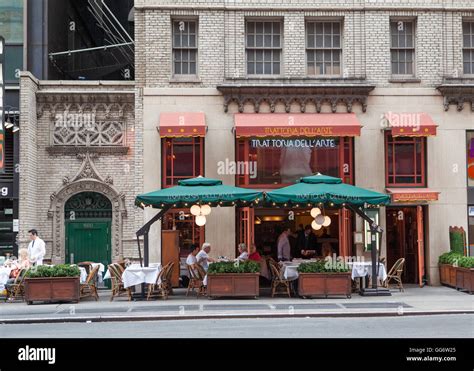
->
[5,268,29,302]
[186,264,206,297]
[80,265,100,301]
[161,262,175,297]
[269,261,291,298]
[384,258,406,292]
[108,263,131,301]
[146,263,170,300]
[77,261,94,274]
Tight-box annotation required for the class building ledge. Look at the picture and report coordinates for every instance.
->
[46,146,130,155]
[436,79,474,111]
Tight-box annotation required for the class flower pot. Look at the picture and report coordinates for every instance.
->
[24,277,80,304]
[298,272,351,298]
[207,273,259,298]
[439,264,457,287]
[455,267,474,294]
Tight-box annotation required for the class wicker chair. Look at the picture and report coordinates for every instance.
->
[269,261,291,298]
[146,262,171,300]
[108,263,131,301]
[161,262,175,297]
[80,265,100,301]
[384,258,406,292]
[5,267,29,302]
[186,264,206,297]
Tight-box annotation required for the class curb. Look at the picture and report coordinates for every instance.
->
[1,309,473,325]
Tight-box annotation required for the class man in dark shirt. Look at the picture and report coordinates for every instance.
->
[296,225,318,258]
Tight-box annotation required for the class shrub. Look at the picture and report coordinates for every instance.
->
[297,260,350,273]
[25,264,81,278]
[438,251,463,265]
[207,260,260,274]
[458,256,474,269]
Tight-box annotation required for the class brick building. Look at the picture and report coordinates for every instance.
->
[18,0,474,285]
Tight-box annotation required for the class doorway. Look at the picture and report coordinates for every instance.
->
[386,206,426,285]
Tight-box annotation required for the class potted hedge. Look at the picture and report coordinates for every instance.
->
[297,260,351,298]
[24,265,81,304]
[207,261,260,298]
[455,256,474,294]
[438,251,462,287]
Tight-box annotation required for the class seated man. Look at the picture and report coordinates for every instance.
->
[248,244,262,262]
[235,243,249,261]
[196,242,215,272]
[186,244,200,267]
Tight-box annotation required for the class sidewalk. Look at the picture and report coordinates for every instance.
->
[0,285,472,324]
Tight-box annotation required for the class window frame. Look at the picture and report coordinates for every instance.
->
[384,132,427,187]
[245,18,283,76]
[171,18,199,77]
[161,137,204,188]
[390,18,417,77]
[305,19,343,77]
[462,20,474,76]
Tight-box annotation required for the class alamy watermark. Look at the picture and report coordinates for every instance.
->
[217,158,257,179]
[54,112,96,130]
[380,111,421,132]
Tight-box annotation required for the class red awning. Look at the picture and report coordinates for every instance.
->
[384,112,437,137]
[159,112,206,137]
[234,113,362,137]
[386,188,440,202]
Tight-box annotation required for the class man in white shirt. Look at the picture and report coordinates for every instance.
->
[27,229,46,266]
[277,227,292,261]
[196,242,215,272]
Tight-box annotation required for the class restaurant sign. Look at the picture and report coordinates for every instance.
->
[390,191,439,203]
[250,138,337,148]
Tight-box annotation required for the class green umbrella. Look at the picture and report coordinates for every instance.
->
[135,176,264,208]
[265,174,390,207]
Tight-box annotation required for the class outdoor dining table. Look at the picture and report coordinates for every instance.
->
[348,261,387,281]
[103,263,162,289]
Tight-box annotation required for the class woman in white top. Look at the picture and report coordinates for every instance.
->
[235,243,249,261]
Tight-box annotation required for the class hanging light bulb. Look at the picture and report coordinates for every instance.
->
[195,215,206,226]
[310,207,321,218]
[200,204,211,216]
[190,205,201,216]
[311,220,322,230]
[315,214,325,225]
[323,215,331,227]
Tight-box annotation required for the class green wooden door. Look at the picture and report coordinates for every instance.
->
[66,221,111,286]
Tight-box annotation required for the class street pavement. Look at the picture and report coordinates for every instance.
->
[0,285,472,324]
[1,314,473,338]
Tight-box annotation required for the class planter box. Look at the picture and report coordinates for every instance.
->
[207,273,259,298]
[298,272,351,298]
[439,264,456,287]
[455,267,474,294]
[25,277,80,304]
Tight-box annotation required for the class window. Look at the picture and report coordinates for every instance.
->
[385,133,426,186]
[162,137,203,187]
[390,20,415,75]
[236,137,353,187]
[0,0,23,43]
[306,21,342,75]
[172,20,198,75]
[467,131,474,187]
[463,21,474,75]
[4,44,22,83]
[246,20,282,75]
[162,210,204,258]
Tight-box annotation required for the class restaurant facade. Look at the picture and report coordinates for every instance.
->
[17,0,474,286]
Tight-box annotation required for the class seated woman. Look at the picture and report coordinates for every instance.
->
[5,248,31,296]
[235,243,249,261]
[248,244,262,262]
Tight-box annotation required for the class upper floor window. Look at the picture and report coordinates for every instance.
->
[306,21,342,76]
[463,21,474,75]
[385,133,426,187]
[162,137,204,187]
[246,20,282,75]
[172,20,198,75]
[390,20,415,76]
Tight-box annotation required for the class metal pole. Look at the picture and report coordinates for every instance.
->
[144,231,149,267]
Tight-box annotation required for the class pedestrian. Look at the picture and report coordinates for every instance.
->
[27,229,46,266]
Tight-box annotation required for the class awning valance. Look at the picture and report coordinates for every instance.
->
[159,112,206,137]
[384,112,437,137]
[386,188,440,203]
[234,113,362,138]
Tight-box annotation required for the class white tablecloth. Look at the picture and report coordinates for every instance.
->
[349,262,387,281]
[0,267,12,290]
[121,264,162,289]
[280,261,301,281]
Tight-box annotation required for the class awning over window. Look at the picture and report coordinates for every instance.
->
[386,188,440,203]
[159,112,206,137]
[384,112,437,137]
[234,113,362,137]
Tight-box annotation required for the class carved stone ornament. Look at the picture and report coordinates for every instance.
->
[436,82,474,112]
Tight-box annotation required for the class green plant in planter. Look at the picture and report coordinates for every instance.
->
[458,256,474,269]
[297,260,350,273]
[207,260,260,274]
[438,251,463,265]
[26,264,81,278]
